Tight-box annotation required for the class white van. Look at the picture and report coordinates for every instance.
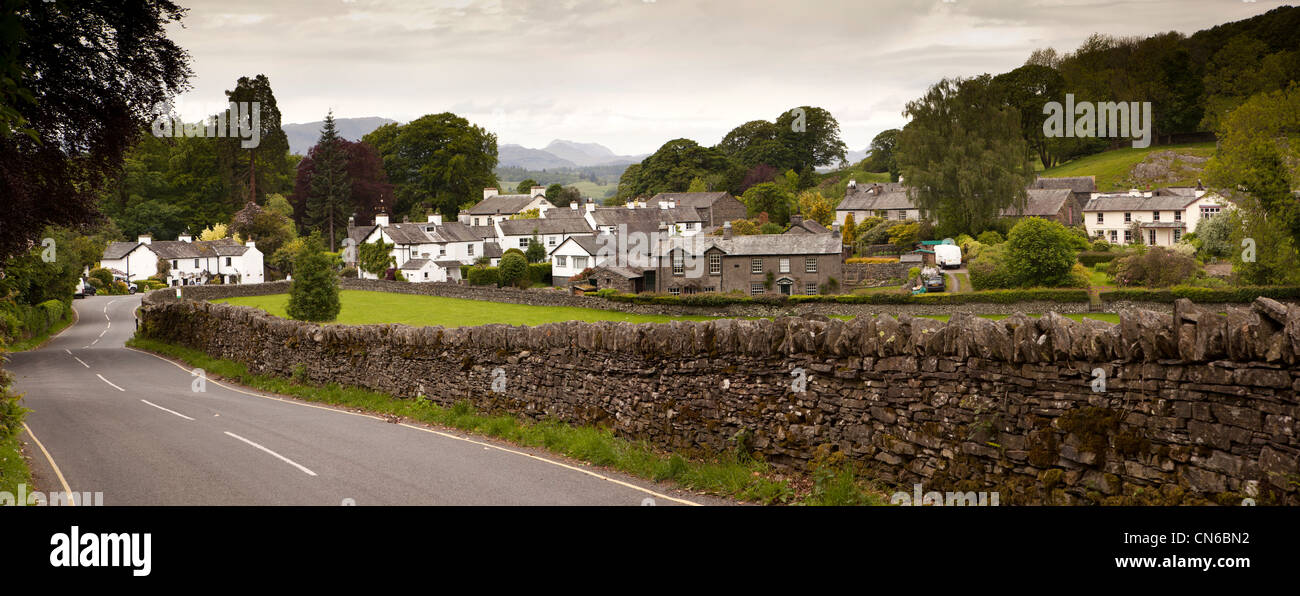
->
[935,244,962,269]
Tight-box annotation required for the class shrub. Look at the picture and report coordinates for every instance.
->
[976,230,1004,245]
[845,257,898,264]
[38,300,64,328]
[89,267,114,288]
[467,265,500,287]
[1006,218,1078,286]
[968,244,1017,290]
[1113,247,1200,287]
[1078,251,1122,267]
[286,237,341,322]
[1091,238,1111,252]
[526,262,551,286]
[524,234,546,263]
[498,253,528,288]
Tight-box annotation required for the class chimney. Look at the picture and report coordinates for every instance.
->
[348,215,355,226]
[832,223,841,238]
[530,185,546,197]
[402,215,410,223]
[539,204,549,217]
[138,234,152,245]
[569,202,578,210]
[791,214,803,227]
[178,232,193,243]
[245,240,256,249]
[375,212,389,226]
[483,187,499,199]
[586,199,595,214]
[722,221,732,240]
[848,179,857,189]
[432,214,443,225]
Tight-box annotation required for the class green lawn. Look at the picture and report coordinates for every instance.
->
[1040,142,1215,191]
[215,290,715,327]
[1086,266,1114,287]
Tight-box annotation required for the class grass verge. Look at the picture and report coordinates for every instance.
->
[5,310,75,352]
[0,431,32,497]
[126,336,889,506]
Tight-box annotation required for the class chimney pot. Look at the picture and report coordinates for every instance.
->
[723,221,733,240]
[138,234,152,245]
[483,187,499,199]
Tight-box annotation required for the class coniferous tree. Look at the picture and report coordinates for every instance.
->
[306,111,351,251]
[286,234,341,322]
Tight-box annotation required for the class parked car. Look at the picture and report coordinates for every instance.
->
[923,273,946,293]
[75,278,97,298]
[111,273,138,294]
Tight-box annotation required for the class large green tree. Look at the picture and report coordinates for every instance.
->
[1205,87,1300,246]
[741,183,793,225]
[897,76,1036,235]
[619,139,738,198]
[286,235,341,322]
[363,113,498,221]
[305,112,351,251]
[218,75,293,210]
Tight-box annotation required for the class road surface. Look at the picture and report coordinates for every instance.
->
[7,295,716,506]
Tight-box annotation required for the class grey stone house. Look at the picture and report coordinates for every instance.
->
[647,191,747,229]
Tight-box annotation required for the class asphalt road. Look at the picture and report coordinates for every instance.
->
[8,295,717,506]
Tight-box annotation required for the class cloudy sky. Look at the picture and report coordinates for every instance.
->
[166,0,1282,155]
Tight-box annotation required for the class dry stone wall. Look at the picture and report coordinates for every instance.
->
[139,290,1300,505]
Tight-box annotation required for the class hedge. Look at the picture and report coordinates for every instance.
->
[1077,251,1122,267]
[0,299,68,346]
[593,288,1090,307]
[1099,286,1300,303]
[526,263,551,286]
[466,266,500,287]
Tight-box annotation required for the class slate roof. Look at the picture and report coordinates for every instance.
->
[658,233,841,257]
[399,258,431,270]
[1033,176,1096,194]
[427,221,480,243]
[498,218,594,236]
[588,206,701,226]
[551,234,604,256]
[541,207,585,219]
[784,219,830,235]
[1083,193,1199,212]
[382,222,434,245]
[465,194,547,215]
[481,242,504,258]
[1001,188,1072,217]
[434,260,464,269]
[649,192,732,208]
[837,184,918,212]
[469,225,498,240]
[347,224,378,246]
[103,242,142,260]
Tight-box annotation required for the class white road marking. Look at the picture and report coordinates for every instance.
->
[128,346,700,505]
[140,399,195,421]
[90,338,98,346]
[223,431,317,476]
[73,357,90,369]
[98,329,106,338]
[64,349,71,355]
[95,374,125,392]
[21,423,76,506]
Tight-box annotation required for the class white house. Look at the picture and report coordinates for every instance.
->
[496,217,594,256]
[398,257,464,283]
[352,212,486,282]
[100,233,264,286]
[457,187,555,227]
[549,235,604,284]
[835,181,922,226]
[1083,187,1228,247]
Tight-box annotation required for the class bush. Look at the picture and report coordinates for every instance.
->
[38,300,64,328]
[976,230,1004,245]
[467,265,500,287]
[286,238,341,322]
[499,253,528,288]
[968,244,1017,290]
[89,267,114,288]
[1077,251,1122,267]
[1006,218,1078,287]
[1113,247,1200,287]
[1099,286,1300,303]
[526,263,552,286]
[1091,238,1111,252]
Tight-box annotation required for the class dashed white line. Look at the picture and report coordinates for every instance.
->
[98,329,107,338]
[95,374,124,392]
[90,338,98,346]
[140,399,195,421]
[73,357,89,369]
[64,349,71,355]
[223,431,317,476]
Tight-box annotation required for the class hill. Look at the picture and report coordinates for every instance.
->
[1039,142,1217,191]
[283,117,396,155]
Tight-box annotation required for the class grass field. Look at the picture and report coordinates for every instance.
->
[1040,142,1215,191]
[215,290,714,327]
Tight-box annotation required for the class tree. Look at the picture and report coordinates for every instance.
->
[687,177,708,192]
[863,129,900,179]
[1193,212,1233,258]
[897,76,1036,236]
[774,106,848,171]
[515,179,539,194]
[0,225,109,306]
[200,223,230,241]
[1005,218,1078,287]
[741,183,793,225]
[305,112,351,251]
[358,240,395,278]
[524,234,545,263]
[621,139,739,198]
[989,65,1066,168]
[509,208,540,220]
[0,0,191,264]
[498,252,527,288]
[1205,87,1300,247]
[291,138,393,228]
[363,113,498,221]
[1228,195,1300,286]
[842,213,857,247]
[217,75,293,210]
[797,191,834,226]
[285,235,341,322]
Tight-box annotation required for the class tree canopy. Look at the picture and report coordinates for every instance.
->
[362,113,498,221]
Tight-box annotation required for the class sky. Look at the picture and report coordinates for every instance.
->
[165,0,1285,155]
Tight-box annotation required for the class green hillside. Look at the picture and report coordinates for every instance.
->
[1040,142,1216,191]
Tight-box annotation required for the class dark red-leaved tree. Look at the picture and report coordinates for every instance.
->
[0,0,192,262]
[738,164,778,195]
[291,139,393,229]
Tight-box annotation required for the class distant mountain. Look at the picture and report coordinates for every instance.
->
[282,117,397,155]
[497,139,647,169]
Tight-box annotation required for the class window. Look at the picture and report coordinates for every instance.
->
[750,282,764,296]
[1152,211,1160,222]
[875,210,886,218]
[225,257,231,266]
[702,286,716,293]
[672,251,684,275]
[1174,211,1182,222]
[574,256,587,269]
[805,258,817,273]
[896,210,907,220]
[424,272,429,279]
[555,255,566,267]
[439,247,447,256]
[1173,229,1182,243]
[1124,212,1131,223]
[1095,213,1104,224]
[519,237,530,247]
[1201,206,1220,218]
[708,254,721,275]
[806,282,818,295]
[684,287,698,295]
[474,217,481,226]
[669,287,681,296]
[1124,230,1133,244]
[779,258,790,273]
[193,259,199,268]
[171,260,177,269]
[750,258,763,274]
[1148,229,1157,245]
[1109,230,1117,243]
[548,236,557,246]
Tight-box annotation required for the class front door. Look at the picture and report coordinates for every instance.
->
[778,280,792,296]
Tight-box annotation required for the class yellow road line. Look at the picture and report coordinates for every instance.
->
[21,422,76,506]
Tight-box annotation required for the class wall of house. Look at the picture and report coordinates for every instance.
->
[138,293,1300,505]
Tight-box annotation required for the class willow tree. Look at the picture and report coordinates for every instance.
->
[896,76,1036,236]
